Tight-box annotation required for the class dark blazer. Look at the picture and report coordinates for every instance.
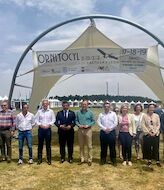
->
[55,110,76,132]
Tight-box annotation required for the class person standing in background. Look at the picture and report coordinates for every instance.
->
[154,104,164,162]
[35,99,55,165]
[16,104,35,165]
[118,104,136,166]
[133,104,145,160]
[97,102,118,166]
[55,101,76,163]
[0,101,16,163]
[142,104,161,167]
[114,107,122,159]
[76,100,95,166]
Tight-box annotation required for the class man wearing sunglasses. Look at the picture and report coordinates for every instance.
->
[0,101,16,163]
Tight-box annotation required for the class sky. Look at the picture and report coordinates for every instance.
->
[0,0,164,100]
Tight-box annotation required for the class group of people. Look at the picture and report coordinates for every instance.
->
[0,99,163,168]
[98,103,163,167]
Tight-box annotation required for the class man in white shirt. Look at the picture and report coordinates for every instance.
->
[16,104,35,164]
[35,99,55,165]
[97,102,118,166]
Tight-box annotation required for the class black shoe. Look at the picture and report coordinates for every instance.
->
[147,161,152,167]
[68,159,73,164]
[37,160,42,165]
[60,159,65,163]
[47,161,51,165]
[88,162,92,166]
[100,160,106,165]
[7,158,11,163]
[111,158,117,167]
[100,159,106,165]
[156,162,162,167]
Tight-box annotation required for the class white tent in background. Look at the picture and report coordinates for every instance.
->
[88,100,93,105]
[124,100,130,108]
[3,96,8,100]
[93,100,97,105]
[49,99,61,108]
[143,101,149,108]
[124,100,129,104]
[99,100,104,104]
[136,101,142,104]
[111,100,116,107]
[68,99,73,107]
[73,99,79,107]
[150,101,156,105]
[0,96,2,101]
[28,22,164,112]
[143,101,149,105]
[116,100,122,108]
[130,100,135,109]
[130,101,135,105]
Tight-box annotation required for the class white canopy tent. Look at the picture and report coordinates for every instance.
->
[29,24,164,111]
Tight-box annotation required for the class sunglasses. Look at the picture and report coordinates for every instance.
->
[1,105,7,107]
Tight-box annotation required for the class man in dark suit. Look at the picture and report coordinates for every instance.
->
[55,101,76,163]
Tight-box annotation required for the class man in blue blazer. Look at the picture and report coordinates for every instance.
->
[55,101,76,163]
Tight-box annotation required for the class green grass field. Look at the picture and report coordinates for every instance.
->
[0,108,163,190]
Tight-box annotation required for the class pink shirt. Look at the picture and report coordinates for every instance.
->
[119,115,129,133]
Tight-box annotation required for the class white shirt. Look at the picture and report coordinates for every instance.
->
[35,108,55,126]
[97,111,118,131]
[133,113,144,131]
[16,112,35,131]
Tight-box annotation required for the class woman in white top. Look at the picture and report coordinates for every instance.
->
[133,104,144,160]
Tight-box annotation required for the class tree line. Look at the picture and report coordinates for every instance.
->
[49,95,157,103]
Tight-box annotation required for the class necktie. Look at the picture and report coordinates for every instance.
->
[64,110,67,119]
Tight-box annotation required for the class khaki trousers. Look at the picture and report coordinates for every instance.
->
[78,128,92,162]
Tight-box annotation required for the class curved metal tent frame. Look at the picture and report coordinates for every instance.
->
[8,14,164,103]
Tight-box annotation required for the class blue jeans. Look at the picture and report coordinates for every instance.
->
[18,130,32,160]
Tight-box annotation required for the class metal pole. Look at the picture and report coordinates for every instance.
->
[106,81,109,96]
[8,14,164,104]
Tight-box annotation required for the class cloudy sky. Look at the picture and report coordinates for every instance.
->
[0,0,164,100]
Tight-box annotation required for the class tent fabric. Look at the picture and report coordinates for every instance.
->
[29,25,122,112]
[66,25,121,49]
[29,50,61,111]
[29,24,164,112]
[136,46,164,101]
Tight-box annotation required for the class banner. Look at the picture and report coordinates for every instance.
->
[35,48,148,76]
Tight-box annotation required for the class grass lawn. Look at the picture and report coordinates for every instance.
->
[0,108,163,190]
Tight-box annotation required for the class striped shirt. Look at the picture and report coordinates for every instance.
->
[0,109,16,131]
